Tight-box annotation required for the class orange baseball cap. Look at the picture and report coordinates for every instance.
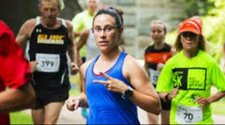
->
[178,18,202,35]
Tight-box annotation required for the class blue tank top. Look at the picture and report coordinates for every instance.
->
[85,51,140,124]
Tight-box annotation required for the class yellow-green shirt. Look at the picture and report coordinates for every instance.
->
[156,50,225,124]
[72,10,95,58]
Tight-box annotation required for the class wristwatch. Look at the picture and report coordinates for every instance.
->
[122,86,134,99]
[165,93,170,101]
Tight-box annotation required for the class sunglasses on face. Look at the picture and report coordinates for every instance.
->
[181,32,199,39]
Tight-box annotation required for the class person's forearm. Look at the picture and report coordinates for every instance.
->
[79,93,89,108]
[130,91,161,115]
[0,84,35,112]
[76,36,87,50]
[208,91,225,103]
[74,32,81,38]
[76,30,89,50]
[68,43,78,64]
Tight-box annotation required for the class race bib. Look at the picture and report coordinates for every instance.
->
[36,53,60,72]
[176,105,203,124]
[149,68,160,85]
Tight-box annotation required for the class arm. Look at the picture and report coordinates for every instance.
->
[66,61,91,111]
[16,19,38,72]
[66,21,79,75]
[71,13,89,52]
[196,91,225,107]
[124,56,161,115]
[93,56,161,115]
[158,88,179,102]
[0,83,35,112]
[207,91,225,103]
[16,19,35,51]
[0,20,36,112]
[78,62,89,108]
[76,29,89,51]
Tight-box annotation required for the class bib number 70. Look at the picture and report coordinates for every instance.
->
[176,105,203,124]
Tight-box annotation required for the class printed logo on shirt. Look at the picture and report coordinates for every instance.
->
[145,52,172,64]
[36,29,42,32]
[37,34,65,44]
[172,68,206,90]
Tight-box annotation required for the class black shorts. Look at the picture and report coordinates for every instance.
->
[32,85,70,109]
[160,98,171,110]
[153,85,171,110]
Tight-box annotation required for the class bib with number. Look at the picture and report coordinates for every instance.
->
[176,105,203,124]
[36,53,60,72]
[149,68,160,85]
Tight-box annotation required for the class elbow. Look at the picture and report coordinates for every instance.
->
[145,104,161,115]
[148,98,162,115]
[153,104,162,115]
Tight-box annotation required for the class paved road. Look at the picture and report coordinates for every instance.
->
[55,96,225,124]
[57,106,225,124]
[23,96,224,124]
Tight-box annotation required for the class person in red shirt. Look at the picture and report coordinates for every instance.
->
[0,20,35,124]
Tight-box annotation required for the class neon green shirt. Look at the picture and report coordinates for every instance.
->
[72,10,95,58]
[156,50,225,124]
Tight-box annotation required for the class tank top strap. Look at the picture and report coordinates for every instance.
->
[86,51,127,78]
[35,16,41,26]
[59,18,67,28]
[85,55,100,78]
[111,51,127,71]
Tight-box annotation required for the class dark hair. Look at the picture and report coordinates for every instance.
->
[174,34,206,52]
[92,7,123,28]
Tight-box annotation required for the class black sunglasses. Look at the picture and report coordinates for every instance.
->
[181,32,198,39]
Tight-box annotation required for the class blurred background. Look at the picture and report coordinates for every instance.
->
[1,0,225,124]
[1,0,225,60]
[0,0,224,60]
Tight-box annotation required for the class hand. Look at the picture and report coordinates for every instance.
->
[70,62,79,75]
[66,97,80,111]
[156,63,164,71]
[196,97,210,107]
[30,61,38,72]
[93,72,128,93]
[168,87,179,100]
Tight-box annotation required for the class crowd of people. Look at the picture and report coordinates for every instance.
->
[1,0,225,124]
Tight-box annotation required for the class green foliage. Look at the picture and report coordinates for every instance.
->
[184,0,215,17]
[170,0,225,57]
[204,0,225,45]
